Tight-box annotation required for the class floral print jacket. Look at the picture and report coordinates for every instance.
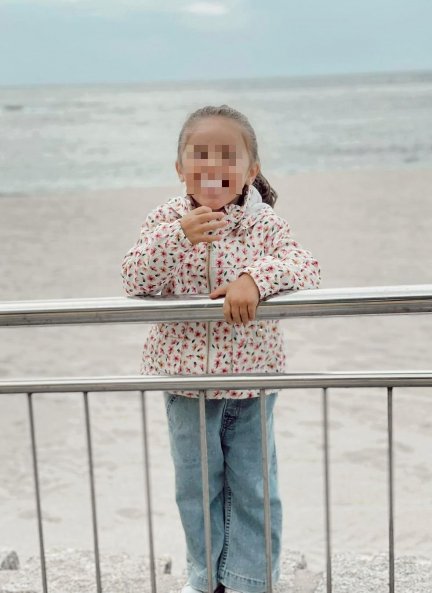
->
[121,185,321,399]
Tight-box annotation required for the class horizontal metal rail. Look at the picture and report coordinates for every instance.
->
[5,377,424,593]
[1,371,432,394]
[1,284,432,326]
[1,288,431,593]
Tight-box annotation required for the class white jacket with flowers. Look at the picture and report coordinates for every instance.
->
[121,185,321,399]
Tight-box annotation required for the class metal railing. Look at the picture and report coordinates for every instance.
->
[1,284,432,593]
[1,284,432,327]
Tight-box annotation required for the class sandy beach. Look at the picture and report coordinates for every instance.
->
[1,167,431,575]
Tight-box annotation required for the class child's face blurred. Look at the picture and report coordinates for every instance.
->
[175,117,259,211]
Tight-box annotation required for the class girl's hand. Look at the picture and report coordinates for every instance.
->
[180,206,228,245]
[209,273,260,325]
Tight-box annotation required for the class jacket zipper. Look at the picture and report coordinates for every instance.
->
[207,240,234,384]
[206,242,213,378]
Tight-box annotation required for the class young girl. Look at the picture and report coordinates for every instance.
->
[121,105,321,593]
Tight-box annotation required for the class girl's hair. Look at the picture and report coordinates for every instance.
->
[177,104,278,208]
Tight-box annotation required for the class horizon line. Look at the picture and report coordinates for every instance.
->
[1,67,431,90]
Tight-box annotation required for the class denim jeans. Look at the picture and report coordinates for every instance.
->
[163,391,282,593]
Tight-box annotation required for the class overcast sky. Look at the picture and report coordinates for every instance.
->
[1,0,431,85]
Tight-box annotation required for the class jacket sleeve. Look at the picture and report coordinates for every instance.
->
[121,205,194,296]
[240,216,321,299]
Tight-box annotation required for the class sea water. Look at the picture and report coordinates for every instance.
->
[1,70,431,195]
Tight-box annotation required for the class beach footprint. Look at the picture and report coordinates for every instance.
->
[116,507,144,520]
[18,508,62,523]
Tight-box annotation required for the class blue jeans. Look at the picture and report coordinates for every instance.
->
[163,392,282,593]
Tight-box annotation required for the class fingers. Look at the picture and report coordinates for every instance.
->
[218,281,259,325]
[181,209,227,245]
[193,212,225,224]
[199,221,228,239]
[193,205,213,214]
[238,303,250,326]
[202,219,228,233]
[223,299,234,324]
[247,301,256,322]
[225,300,256,325]
[200,219,228,243]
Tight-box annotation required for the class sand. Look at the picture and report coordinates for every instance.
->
[0,167,431,576]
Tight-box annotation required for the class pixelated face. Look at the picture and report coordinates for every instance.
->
[175,117,259,211]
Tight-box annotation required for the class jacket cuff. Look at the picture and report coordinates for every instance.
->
[240,267,275,300]
[165,219,194,250]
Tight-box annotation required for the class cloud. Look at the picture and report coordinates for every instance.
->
[0,0,228,11]
[0,0,248,34]
[183,2,229,16]
[180,0,249,32]
[0,0,235,15]
[0,0,245,23]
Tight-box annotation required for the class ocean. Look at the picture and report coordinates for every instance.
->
[1,70,432,195]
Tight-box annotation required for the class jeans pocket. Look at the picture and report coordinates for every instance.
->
[164,392,180,422]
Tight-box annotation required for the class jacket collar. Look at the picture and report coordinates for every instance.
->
[167,185,269,229]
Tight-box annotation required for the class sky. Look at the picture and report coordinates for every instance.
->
[0,0,431,85]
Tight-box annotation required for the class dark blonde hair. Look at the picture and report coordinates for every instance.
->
[177,104,278,207]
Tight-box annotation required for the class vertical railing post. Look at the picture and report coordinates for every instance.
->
[259,388,273,593]
[322,387,332,593]
[27,392,48,593]
[83,391,102,593]
[387,386,395,593]
[140,390,157,593]
[199,390,213,593]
